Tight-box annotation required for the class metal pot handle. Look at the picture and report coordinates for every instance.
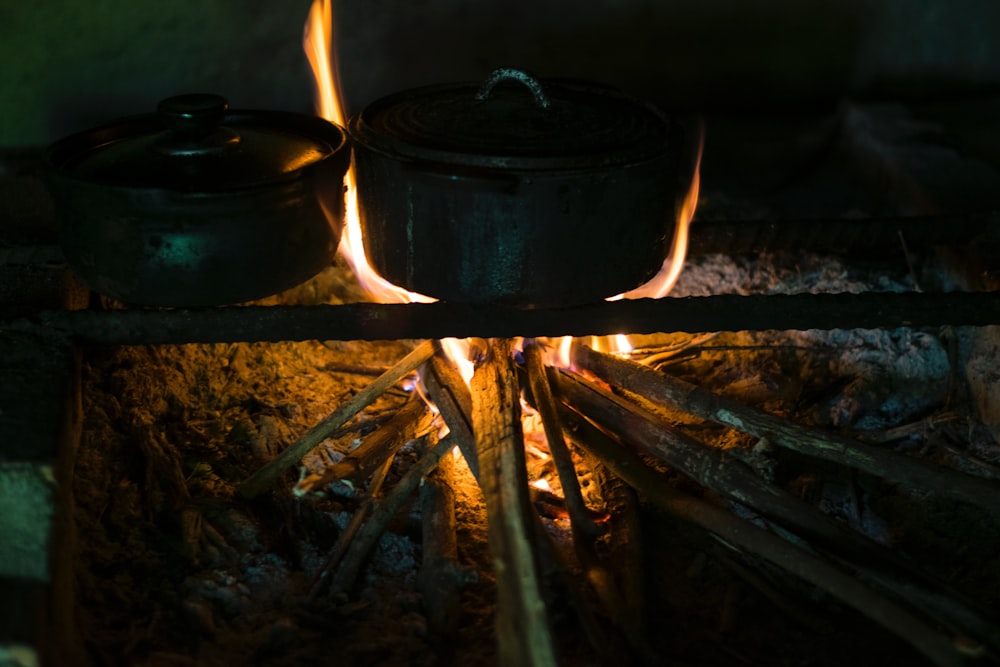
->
[475,67,551,110]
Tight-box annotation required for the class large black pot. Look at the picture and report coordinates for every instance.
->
[349,68,689,306]
[44,94,350,307]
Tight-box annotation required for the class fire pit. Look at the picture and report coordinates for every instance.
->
[3,2,1000,667]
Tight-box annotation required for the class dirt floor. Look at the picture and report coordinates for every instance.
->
[72,252,1000,666]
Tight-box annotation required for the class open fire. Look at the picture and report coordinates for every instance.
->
[8,2,999,667]
[288,3,1000,666]
[303,0,703,376]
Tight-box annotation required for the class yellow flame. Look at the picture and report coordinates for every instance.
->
[303,0,343,126]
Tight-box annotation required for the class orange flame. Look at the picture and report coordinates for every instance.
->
[597,127,704,355]
[611,128,703,301]
[305,0,474,381]
[305,0,701,373]
[304,0,434,306]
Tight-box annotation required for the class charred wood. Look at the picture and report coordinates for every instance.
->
[308,452,395,600]
[557,406,967,667]
[328,432,454,597]
[573,345,1000,520]
[554,368,875,556]
[523,340,600,542]
[591,457,645,641]
[417,452,476,637]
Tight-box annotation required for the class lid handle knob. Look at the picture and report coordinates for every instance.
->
[475,67,551,110]
[156,94,240,155]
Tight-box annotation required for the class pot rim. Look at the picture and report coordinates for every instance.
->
[349,69,676,171]
[44,97,350,193]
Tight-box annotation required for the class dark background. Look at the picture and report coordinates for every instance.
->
[2,0,999,146]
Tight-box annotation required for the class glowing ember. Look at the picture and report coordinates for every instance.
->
[529,478,552,492]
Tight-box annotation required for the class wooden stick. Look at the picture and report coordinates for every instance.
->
[308,451,396,600]
[423,349,480,480]
[523,341,600,541]
[559,367,1000,654]
[426,347,617,662]
[472,339,557,667]
[294,395,434,495]
[17,291,1000,344]
[573,345,1000,520]
[556,405,966,667]
[555,368,875,555]
[329,433,454,596]
[417,452,476,636]
[591,457,646,642]
[238,340,434,499]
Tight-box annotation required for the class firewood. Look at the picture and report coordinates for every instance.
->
[329,432,454,596]
[558,366,1000,655]
[293,395,435,495]
[423,348,480,479]
[522,340,600,541]
[308,451,395,600]
[573,344,1000,520]
[238,340,434,498]
[417,452,477,636]
[471,339,557,667]
[590,456,646,642]
[22,291,1000,344]
[557,406,967,667]
[555,367,874,555]
[428,346,620,664]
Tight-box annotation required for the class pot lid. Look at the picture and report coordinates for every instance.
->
[350,68,673,170]
[47,94,348,192]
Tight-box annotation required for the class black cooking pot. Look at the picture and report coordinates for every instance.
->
[349,68,689,306]
[43,94,350,307]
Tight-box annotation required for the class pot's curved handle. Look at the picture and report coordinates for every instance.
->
[475,68,551,110]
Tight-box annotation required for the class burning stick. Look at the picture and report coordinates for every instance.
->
[428,345,620,662]
[238,340,433,498]
[522,340,600,541]
[573,345,1000,521]
[294,394,435,495]
[557,406,967,667]
[423,347,480,478]
[472,339,557,667]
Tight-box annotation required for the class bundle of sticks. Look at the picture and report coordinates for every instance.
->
[236,337,999,667]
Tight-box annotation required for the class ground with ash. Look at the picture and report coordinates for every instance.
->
[73,253,1000,666]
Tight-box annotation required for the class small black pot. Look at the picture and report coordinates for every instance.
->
[43,94,350,307]
[349,68,690,306]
